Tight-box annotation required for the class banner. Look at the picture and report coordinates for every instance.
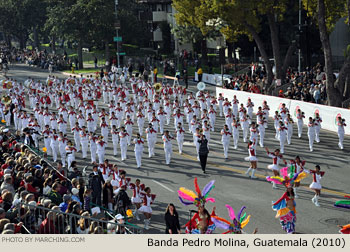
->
[216,87,350,135]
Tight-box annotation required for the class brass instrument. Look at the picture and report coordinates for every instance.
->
[2,95,12,106]
[154,83,162,93]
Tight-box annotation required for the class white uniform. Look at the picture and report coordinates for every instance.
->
[134,138,144,168]
[50,134,59,162]
[284,118,293,145]
[119,131,129,161]
[146,128,157,158]
[100,122,109,143]
[136,113,145,136]
[307,122,315,152]
[124,120,134,145]
[42,129,52,156]
[296,113,304,138]
[231,123,240,149]
[314,116,322,143]
[337,121,346,149]
[96,140,107,164]
[66,146,77,170]
[80,131,89,158]
[176,127,185,154]
[58,137,67,167]
[221,129,232,158]
[111,129,119,156]
[279,125,287,154]
[162,135,173,164]
[89,136,98,163]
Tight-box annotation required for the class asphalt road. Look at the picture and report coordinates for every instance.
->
[2,64,350,234]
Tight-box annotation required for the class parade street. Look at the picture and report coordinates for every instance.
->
[3,64,350,234]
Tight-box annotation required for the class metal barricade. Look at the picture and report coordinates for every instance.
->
[17,202,143,234]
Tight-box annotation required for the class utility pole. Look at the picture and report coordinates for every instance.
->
[298,0,302,73]
[115,0,120,68]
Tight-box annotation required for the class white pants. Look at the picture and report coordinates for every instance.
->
[232,133,239,149]
[45,139,52,155]
[164,147,172,164]
[222,141,229,158]
[279,136,286,153]
[338,132,344,149]
[148,140,155,157]
[308,134,315,151]
[81,142,88,158]
[102,132,108,144]
[90,147,97,163]
[259,131,265,147]
[51,144,58,162]
[59,150,66,166]
[159,122,164,134]
[120,143,127,160]
[242,127,249,142]
[67,154,75,170]
[287,128,293,145]
[97,151,105,164]
[113,141,118,156]
[177,138,184,154]
[135,150,143,168]
[297,121,303,137]
[315,127,321,142]
[74,137,81,152]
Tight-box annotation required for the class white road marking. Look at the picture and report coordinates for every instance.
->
[152,179,175,193]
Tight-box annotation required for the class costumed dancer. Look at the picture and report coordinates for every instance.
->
[265,147,287,189]
[272,185,296,234]
[334,195,350,209]
[211,205,256,234]
[309,165,325,207]
[244,141,258,179]
[129,179,145,221]
[178,178,216,234]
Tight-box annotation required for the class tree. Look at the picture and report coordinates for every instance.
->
[305,0,350,106]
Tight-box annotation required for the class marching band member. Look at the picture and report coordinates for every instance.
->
[162,130,173,165]
[58,132,67,167]
[136,108,145,136]
[273,111,281,139]
[150,112,160,133]
[249,121,259,149]
[68,106,77,130]
[202,120,211,143]
[57,114,67,135]
[100,117,109,144]
[262,101,270,128]
[134,133,144,169]
[42,125,52,156]
[218,93,224,117]
[231,118,240,149]
[265,147,287,189]
[241,111,250,143]
[307,117,316,152]
[77,110,85,128]
[278,121,287,154]
[314,112,322,143]
[66,140,77,171]
[111,125,119,156]
[96,136,107,164]
[71,122,81,153]
[310,165,325,207]
[244,141,258,179]
[50,129,59,163]
[175,122,185,154]
[157,106,167,134]
[31,118,41,148]
[89,132,98,164]
[221,124,232,159]
[80,126,89,159]
[337,117,346,150]
[296,109,305,138]
[246,98,254,120]
[124,115,134,146]
[285,114,294,145]
[208,105,216,131]
[119,126,129,161]
[223,98,231,117]
[99,159,112,182]
[257,114,266,148]
[232,95,239,118]
[225,108,234,133]
[50,112,58,131]
[173,109,184,130]
[145,123,157,158]
[280,103,289,122]
[86,113,95,133]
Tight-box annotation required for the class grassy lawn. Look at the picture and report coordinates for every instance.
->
[63,68,99,75]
